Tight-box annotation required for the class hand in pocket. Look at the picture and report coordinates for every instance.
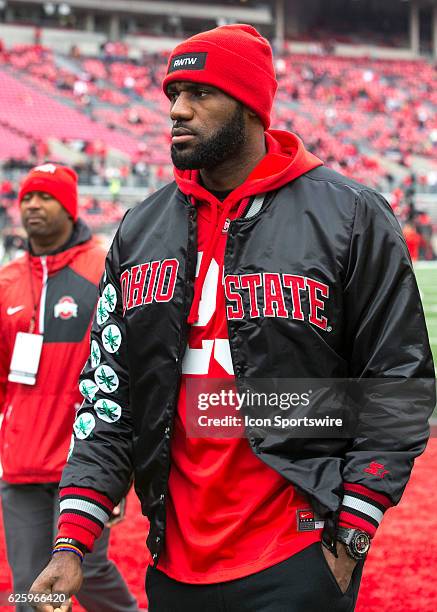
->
[321,542,358,594]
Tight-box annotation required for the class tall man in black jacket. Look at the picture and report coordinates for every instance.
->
[31,25,435,612]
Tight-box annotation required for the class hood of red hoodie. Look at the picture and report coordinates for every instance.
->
[174,130,323,325]
[27,219,96,278]
[173,129,323,206]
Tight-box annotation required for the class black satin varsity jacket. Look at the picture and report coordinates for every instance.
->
[61,165,435,561]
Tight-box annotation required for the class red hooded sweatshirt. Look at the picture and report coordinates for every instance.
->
[155,131,325,583]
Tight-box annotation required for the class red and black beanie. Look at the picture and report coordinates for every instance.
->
[162,24,278,129]
[18,163,78,221]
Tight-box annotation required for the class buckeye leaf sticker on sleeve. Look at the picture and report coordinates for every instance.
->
[94,398,122,423]
[102,284,117,312]
[73,412,96,439]
[102,324,122,354]
[90,340,101,368]
[79,379,99,402]
[96,297,109,326]
[94,365,119,393]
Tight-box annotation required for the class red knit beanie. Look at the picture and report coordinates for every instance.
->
[18,163,78,221]
[163,24,277,129]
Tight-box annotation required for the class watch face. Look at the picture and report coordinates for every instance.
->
[353,532,371,555]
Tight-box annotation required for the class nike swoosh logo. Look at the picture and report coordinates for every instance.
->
[7,305,25,315]
[300,512,312,518]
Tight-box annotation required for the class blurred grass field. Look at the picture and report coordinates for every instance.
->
[415,263,437,363]
[415,262,437,417]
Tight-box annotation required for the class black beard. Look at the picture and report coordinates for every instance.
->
[171,103,246,170]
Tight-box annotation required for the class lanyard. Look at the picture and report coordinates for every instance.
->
[27,255,47,335]
[27,256,38,334]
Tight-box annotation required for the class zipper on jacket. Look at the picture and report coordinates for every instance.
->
[223,224,261,453]
[38,256,48,335]
[150,204,197,565]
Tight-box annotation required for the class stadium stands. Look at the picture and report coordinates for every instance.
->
[0,51,139,155]
[0,124,30,160]
[0,41,436,257]
[1,44,436,185]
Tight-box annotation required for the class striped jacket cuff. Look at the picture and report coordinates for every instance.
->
[338,483,393,537]
[57,487,115,551]
[56,524,96,552]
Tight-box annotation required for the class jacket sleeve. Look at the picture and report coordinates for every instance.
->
[339,189,436,537]
[58,224,134,550]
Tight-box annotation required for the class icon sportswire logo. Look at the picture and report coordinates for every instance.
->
[7,305,25,316]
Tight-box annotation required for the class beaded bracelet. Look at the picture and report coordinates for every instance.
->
[54,537,88,554]
[52,544,84,563]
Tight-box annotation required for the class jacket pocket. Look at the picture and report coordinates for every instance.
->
[317,542,355,598]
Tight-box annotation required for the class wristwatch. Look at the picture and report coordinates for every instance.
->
[336,527,371,560]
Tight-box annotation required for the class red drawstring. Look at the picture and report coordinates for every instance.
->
[188,196,249,325]
[236,197,251,218]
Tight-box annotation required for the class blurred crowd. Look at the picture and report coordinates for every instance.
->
[390,175,435,262]
[1,172,434,265]
[0,40,435,262]
[1,42,436,186]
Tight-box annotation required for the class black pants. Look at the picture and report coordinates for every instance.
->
[146,542,364,612]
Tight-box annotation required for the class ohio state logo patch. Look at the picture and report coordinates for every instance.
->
[54,296,78,320]
[33,163,57,174]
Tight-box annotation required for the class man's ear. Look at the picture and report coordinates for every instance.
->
[247,109,258,119]
[245,108,264,130]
